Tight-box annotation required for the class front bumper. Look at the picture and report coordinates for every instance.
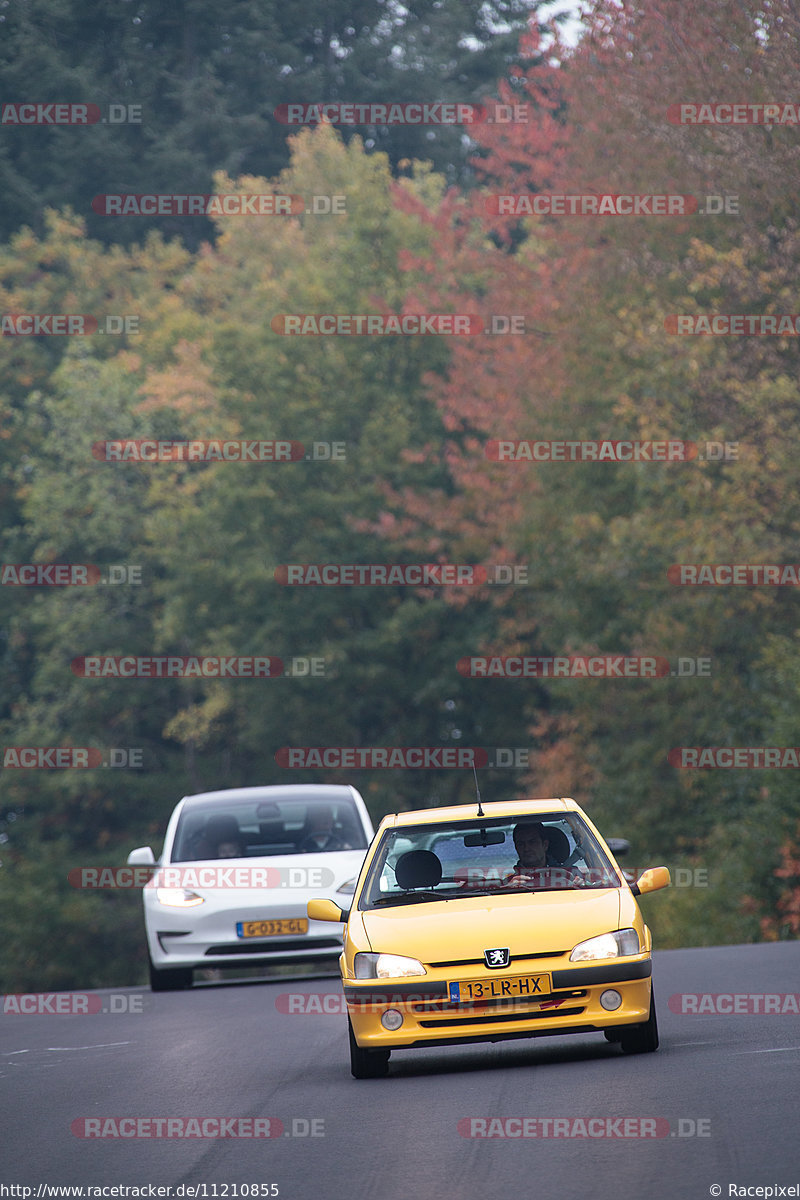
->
[146,916,344,969]
[153,935,344,969]
[345,956,652,1049]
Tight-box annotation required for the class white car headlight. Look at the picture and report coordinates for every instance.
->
[354,953,426,979]
[155,888,205,908]
[569,928,639,962]
[336,878,356,895]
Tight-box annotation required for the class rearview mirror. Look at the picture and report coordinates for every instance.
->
[256,803,282,818]
[463,829,505,847]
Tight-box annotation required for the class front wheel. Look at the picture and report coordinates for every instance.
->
[148,955,193,992]
[348,1018,390,1079]
[619,983,659,1054]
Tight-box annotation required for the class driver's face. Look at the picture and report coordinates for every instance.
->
[515,828,548,868]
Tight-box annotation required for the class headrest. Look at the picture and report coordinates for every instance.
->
[394,849,442,890]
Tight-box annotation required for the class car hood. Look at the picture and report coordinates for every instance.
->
[360,889,624,959]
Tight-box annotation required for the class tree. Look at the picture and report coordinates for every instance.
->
[0,0,557,248]
[0,127,536,988]
[385,0,800,943]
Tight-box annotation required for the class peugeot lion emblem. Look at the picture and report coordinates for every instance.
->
[484,947,510,969]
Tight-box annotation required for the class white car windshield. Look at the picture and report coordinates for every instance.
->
[171,797,369,861]
[358,813,621,908]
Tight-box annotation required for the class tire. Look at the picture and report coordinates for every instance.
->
[348,1018,390,1079]
[149,955,193,992]
[619,983,659,1054]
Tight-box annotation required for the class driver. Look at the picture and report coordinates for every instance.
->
[297,806,351,852]
[504,821,584,887]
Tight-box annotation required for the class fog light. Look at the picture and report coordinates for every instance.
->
[381,1009,403,1031]
[600,989,622,1011]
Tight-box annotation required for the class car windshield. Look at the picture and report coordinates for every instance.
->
[358,812,622,909]
[171,795,369,862]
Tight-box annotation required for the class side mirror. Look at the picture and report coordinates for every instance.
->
[307,897,349,923]
[127,846,156,865]
[631,866,671,896]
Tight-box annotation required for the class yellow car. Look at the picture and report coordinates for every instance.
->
[308,797,669,1078]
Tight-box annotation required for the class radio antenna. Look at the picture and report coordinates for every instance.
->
[473,761,484,816]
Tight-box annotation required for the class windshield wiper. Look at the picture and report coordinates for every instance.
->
[489,882,585,894]
[370,890,452,908]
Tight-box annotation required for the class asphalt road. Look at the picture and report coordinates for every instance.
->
[2,943,799,1200]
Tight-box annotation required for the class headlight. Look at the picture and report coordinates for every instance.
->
[569,928,640,962]
[155,888,204,908]
[336,878,356,895]
[354,953,426,979]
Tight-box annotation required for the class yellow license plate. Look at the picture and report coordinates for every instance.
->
[449,973,551,1003]
[236,918,308,938]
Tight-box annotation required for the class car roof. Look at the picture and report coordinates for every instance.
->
[178,784,363,807]
[380,797,579,828]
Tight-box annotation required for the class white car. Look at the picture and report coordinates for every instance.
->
[127,784,374,991]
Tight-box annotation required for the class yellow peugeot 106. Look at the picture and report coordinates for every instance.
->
[308,797,669,1078]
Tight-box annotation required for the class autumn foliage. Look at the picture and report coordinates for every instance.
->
[2,1,800,989]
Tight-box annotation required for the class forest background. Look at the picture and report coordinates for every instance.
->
[2,0,800,989]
